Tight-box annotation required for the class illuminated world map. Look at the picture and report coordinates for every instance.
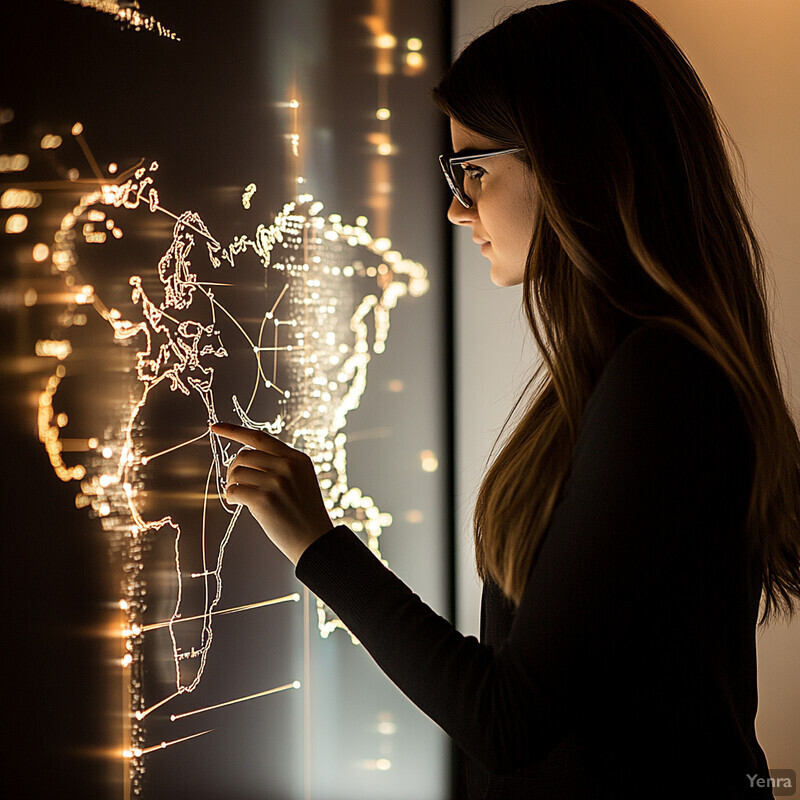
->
[31,134,428,789]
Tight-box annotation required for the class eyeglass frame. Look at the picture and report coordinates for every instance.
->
[438,147,525,208]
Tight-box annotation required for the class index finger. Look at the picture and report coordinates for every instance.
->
[210,423,294,457]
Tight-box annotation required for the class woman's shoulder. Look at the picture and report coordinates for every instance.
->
[601,320,734,398]
[581,320,749,448]
[611,320,718,375]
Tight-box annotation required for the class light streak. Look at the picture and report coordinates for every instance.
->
[170,682,300,722]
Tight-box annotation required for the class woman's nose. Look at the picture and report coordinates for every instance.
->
[447,195,477,226]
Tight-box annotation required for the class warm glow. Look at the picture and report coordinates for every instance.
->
[2,188,42,208]
[375,33,396,49]
[5,213,28,233]
[0,153,29,171]
[420,449,438,472]
[405,52,424,69]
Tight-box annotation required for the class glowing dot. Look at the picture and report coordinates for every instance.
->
[32,243,49,262]
[99,474,113,488]
[406,52,424,69]
[40,135,62,150]
[373,237,391,252]
[88,438,98,449]
[377,721,397,735]
[23,288,37,307]
[377,759,391,771]
[119,599,129,610]
[376,33,396,49]
[420,450,438,472]
[56,413,68,427]
[123,750,133,759]
[112,228,123,239]
[1,188,41,209]
[108,162,118,174]
[377,142,393,156]
[289,99,299,108]
[102,447,113,458]
[5,214,27,233]
[292,680,301,689]
[407,37,422,51]
[356,215,368,227]
[71,122,84,136]
[376,107,391,121]
[122,653,132,667]
[67,169,79,181]
[99,502,111,516]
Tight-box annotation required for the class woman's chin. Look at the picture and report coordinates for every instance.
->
[490,264,524,287]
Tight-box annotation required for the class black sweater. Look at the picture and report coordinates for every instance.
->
[295,322,774,799]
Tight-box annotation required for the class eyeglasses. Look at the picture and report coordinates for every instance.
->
[438,147,524,208]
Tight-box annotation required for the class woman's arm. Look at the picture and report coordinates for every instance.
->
[295,324,754,775]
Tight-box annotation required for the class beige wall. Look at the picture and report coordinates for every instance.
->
[453,0,800,776]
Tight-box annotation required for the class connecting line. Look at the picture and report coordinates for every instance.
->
[141,593,301,633]
[139,730,214,755]
[74,130,106,182]
[269,283,289,317]
[169,681,301,721]
[140,428,210,465]
[246,312,271,414]
[136,691,181,720]
[208,295,258,351]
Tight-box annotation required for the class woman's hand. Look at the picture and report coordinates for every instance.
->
[210,422,334,566]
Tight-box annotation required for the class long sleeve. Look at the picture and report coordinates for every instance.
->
[295,323,765,791]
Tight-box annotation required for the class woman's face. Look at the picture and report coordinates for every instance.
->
[447,118,538,287]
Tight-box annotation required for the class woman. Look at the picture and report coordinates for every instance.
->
[212,1,800,797]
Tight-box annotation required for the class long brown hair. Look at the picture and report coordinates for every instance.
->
[432,0,800,624]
